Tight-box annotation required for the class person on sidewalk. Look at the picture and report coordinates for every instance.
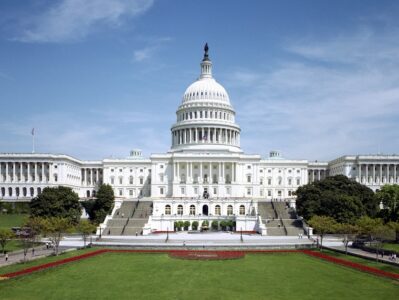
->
[5,253,8,261]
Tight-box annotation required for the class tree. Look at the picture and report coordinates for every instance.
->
[84,184,115,224]
[308,215,337,251]
[220,220,227,231]
[76,220,97,247]
[356,216,383,243]
[41,217,73,256]
[183,221,190,231]
[191,221,199,231]
[296,175,379,223]
[0,228,14,254]
[376,184,399,222]
[227,220,234,231]
[335,223,359,254]
[30,186,81,223]
[211,220,218,230]
[386,221,399,242]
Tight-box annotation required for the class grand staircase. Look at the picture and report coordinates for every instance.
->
[258,201,304,236]
[103,200,152,235]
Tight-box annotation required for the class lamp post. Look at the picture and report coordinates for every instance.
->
[99,226,102,239]
[166,227,169,243]
[240,227,243,242]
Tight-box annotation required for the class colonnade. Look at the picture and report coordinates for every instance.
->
[172,127,240,147]
[0,162,51,183]
[81,168,102,186]
[308,169,326,183]
[173,162,237,184]
[358,163,399,184]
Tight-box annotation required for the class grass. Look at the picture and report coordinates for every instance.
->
[0,214,28,229]
[0,252,398,300]
[323,249,399,274]
[382,243,399,252]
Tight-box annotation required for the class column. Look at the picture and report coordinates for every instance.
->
[5,163,9,182]
[209,162,212,184]
[380,164,383,183]
[317,170,321,181]
[96,169,99,184]
[27,163,31,182]
[358,164,361,183]
[372,164,376,184]
[207,127,210,143]
[189,128,192,143]
[195,128,198,143]
[199,163,203,182]
[34,163,38,182]
[394,164,397,183]
[41,163,45,182]
[365,164,368,184]
[12,163,16,182]
[49,163,52,183]
[19,162,23,182]
[177,162,180,181]
[387,164,390,183]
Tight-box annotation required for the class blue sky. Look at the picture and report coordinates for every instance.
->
[0,0,398,161]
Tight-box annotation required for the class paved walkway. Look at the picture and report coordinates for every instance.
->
[0,245,72,268]
[328,245,399,265]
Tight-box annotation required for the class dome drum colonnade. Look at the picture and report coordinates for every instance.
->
[170,43,241,152]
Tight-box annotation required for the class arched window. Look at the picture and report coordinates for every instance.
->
[190,205,195,215]
[92,190,96,197]
[8,187,12,196]
[86,190,90,198]
[239,205,245,215]
[227,205,233,215]
[203,174,208,183]
[225,174,231,184]
[165,205,171,215]
[23,187,27,197]
[16,187,20,197]
[54,174,58,182]
[215,205,221,215]
[177,205,183,215]
[37,187,42,195]
[1,187,5,197]
[30,187,34,197]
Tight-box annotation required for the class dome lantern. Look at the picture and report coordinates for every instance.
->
[200,43,212,79]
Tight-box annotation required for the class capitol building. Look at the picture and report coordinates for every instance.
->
[1,45,398,235]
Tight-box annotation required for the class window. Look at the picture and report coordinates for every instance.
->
[190,205,196,215]
[111,177,115,184]
[140,178,144,185]
[213,187,217,194]
[247,175,251,183]
[268,190,272,197]
[239,205,245,215]
[247,165,251,169]
[177,205,183,215]
[194,187,198,194]
[111,169,114,172]
[129,176,133,184]
[227,205,233,215]
[288,179,292,185]
[119,189,123,196]
[119,177,123,185]
[119,169,122,172]
[277,190,282,197]
[160,187,164,195]
[268,169,271,173]
[165,205,171,215]
[268,178,272,185]
[159,174,164,183]
[129,189,133,196]
[160,165,164,169]
[288,191,292,196]
[247,188,251,195]
[181,187,185,194]
[296,178,300,185]
[140,169,143,173]
[260,178,263,185]
[260,189,263,196]
[215,205,221,215]
[278,177,282,185]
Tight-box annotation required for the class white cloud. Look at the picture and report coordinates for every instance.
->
[231,27,399,160]
[15,0,154,43]
[132,37,171,62]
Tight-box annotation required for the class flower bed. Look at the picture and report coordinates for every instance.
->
[302,250,399,281]
[169,250,245,260]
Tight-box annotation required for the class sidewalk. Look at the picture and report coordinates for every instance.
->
[0,245,71,268]
[327,245,399,265]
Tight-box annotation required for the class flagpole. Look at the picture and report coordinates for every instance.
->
[31,128,35,153]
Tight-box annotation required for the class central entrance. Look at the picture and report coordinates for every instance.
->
[202,204,209,216]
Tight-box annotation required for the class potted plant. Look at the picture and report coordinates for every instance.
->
[191,221,199,231]
[211,220,219,231]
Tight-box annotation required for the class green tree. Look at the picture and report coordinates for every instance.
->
[41,217,73,255]
[30,186,81,223]
[220,220,227,231]
[376,184,399,222]
[85,184,115,224]
[356,216,383,242]
[211,220,218,230]
[296,175,379,223]
[76,219,97,247]
[183,221,190,231]
[191,221,199,231]
[227,220,234,231]
[0,228,14,254]
[309,215,338,251]
[335,223,359,254]
[386,221,399,242]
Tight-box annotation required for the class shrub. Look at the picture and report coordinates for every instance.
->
[220,220,227,231]
[211,220,219,230]
[183,221,190,231]
[191,221,199,230]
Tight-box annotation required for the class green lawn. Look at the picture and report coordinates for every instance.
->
[382,243,399,252]
[0,214,28,229]
[324,249,399,274]
[0,252,398,300]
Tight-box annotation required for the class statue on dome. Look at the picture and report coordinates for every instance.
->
[203,43,209,60]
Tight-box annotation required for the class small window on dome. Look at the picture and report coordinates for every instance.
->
[201,92,203,96]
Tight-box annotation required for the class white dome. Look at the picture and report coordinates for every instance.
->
[183,77,230,104]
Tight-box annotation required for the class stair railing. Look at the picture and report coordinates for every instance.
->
[121,217,130,235]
